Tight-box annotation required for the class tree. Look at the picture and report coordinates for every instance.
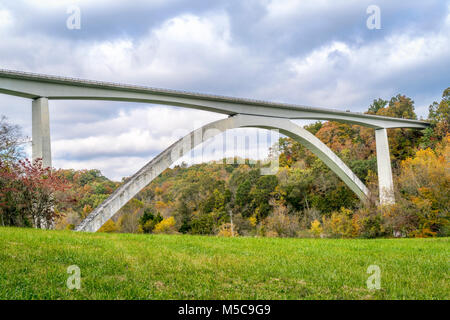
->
[395,137,450,237]
[0,115,27,163]
[264,202,299,237]
[98,219,118,233]
[0,159,70,228]
[421,87,450,148]
[373,95,421,164]
[138,208,163,233]
[190,213,215,235]
[367,98,388,115]
[377,95,417,119]
[153,216,178,234]
[309,219,323,237]
[174,200,192,233]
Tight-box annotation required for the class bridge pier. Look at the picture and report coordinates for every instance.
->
[375,128,395,204]
[32,97,52,168]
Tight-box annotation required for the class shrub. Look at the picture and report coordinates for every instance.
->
[138,208,162,233]
[352,207,386,238]
[153,216,178,234]
[323,208,355,238]
[217,223,237,237]
[299,208,321,229]
[230,213,254,236]
[98,219,118,233]
[190,213,215,235]
[264,203,299,237]
[309,219,323,237]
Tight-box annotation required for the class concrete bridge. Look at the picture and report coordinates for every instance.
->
[0,70,429,232]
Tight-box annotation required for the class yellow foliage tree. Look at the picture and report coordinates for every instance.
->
[309,219,323,237]
[153,217,178,234]
[82,204,92,218]
[217,223,237,237]
[248,216,257,227]
[98,219,118,233]
[323,208,355,238]
[396,135,450,237]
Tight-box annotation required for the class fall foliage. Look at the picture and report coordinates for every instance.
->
[1,89,448,238]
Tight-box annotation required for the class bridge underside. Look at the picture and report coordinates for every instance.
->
[0,70,430,232]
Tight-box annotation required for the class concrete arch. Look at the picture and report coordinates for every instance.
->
[75,114,369,232]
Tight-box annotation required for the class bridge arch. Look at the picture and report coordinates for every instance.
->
[75,114,369,232]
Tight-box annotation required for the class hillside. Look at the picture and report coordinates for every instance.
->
[50,90,449,238]
[0,227,448,300]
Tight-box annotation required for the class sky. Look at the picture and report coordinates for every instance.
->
[0,0,449,180]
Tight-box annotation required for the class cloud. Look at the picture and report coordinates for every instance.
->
[0,0,449,180]
[253,28,450,114]
[51,106,224,159]
[0,9,13,31]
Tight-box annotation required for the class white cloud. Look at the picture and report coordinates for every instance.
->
[71,12,245,89]
[0,9,13,31]
[0,1,449,180]
[55,156,149,181]
[254,28,450,109]
[52,106,224,159]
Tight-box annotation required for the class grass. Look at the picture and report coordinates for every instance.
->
[0,226,448,300]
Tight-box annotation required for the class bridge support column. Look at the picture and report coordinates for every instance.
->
[32,97,52,168]
[375,128,395,204]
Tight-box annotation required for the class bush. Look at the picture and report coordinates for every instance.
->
[322,208,355,238]
[138,208,162,233]
[299,208,321,229]
[309,219,323,237]
[352,207,386,238]
[98,219,119,233]
[217,223,237,237]
[153,217,178,234]
[226,214,252,236]
[190,213,215,235]
[264,203,299,237]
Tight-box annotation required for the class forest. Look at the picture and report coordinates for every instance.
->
[1,88,448,238]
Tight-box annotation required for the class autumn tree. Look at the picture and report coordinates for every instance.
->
[138,207,163,233]
[394,136,450,237]
[421,87,450,149]
[0,159,70,228]
[375,94,421,164]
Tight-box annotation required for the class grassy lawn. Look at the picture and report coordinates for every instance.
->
[0,226,448,300]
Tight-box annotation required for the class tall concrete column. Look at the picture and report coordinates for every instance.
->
[32,97,52,168]
[375,128,395,204]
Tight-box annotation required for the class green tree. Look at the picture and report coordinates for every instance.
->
[367,98,388,115]
[138,208,162,233]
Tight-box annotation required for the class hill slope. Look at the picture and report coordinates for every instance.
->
[0,227,448,299]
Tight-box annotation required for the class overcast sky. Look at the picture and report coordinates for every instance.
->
[0,0,449,180]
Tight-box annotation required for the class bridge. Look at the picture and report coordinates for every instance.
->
[0,70,429,232]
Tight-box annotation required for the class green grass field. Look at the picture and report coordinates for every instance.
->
[0,227,448,300]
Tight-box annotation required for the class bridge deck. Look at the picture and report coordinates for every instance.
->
[0,69,429,129]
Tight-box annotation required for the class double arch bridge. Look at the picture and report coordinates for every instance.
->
[0,70,429,232]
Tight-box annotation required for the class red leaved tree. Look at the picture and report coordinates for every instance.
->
[0,158,71,229]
